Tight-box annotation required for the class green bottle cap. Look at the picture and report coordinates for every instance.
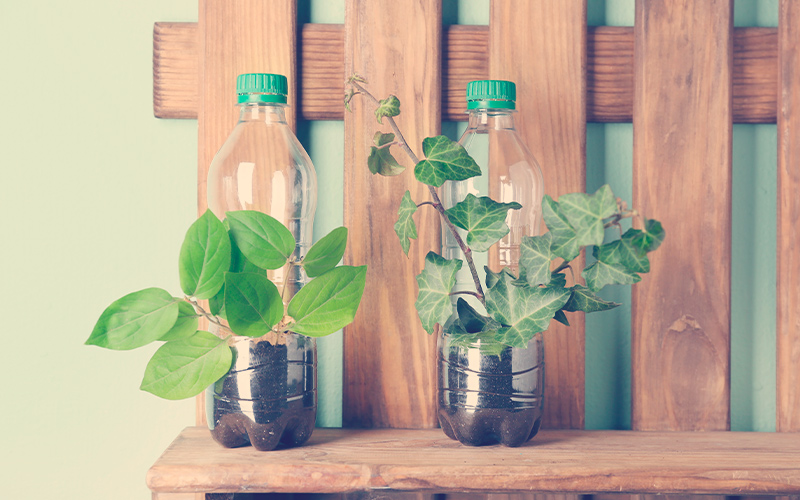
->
[466,80,516,110]
[236,73,288,104]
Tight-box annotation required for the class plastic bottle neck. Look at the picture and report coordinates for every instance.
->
[237,102,288,124]
[466,108,517,131]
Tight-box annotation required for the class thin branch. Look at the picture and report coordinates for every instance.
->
[185,296,234,337]
[416,201,437,208]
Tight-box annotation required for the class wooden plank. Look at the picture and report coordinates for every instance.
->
[147,427,800,495]
[154,24,777,124]
[631,0,732,431]
[777,0,800,433]
[490,0,587,430]
[196,0,297,425]
[342,0,441,428]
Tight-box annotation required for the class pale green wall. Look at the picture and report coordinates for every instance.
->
[0,1,780,498]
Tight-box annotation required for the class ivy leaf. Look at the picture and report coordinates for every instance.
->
[549,272,568,289]
[563,284,621,313]
[557,184,618,248]
[485,266,504,289]
[394,191,418,255]
[288,265,367,337]
[224,272,284,337]
[455,298,502,334]
[631,218,666,253]
[86,288,179,350]
[603,232,650,274]
[519,233,553,286]
[159,301,199,341]
[542,195,581,261]
[445,194,522,252]
[415,252,463,333]
[227,211,295,270]
[582,245,642,292]
[140,331,232,400]
[375,95,400,123]
[553,309,570,327]
[303,227,348,278]
[368,132,405,176]
[414,136,482,187]
[179,209,231,299]
[486,271,571,348]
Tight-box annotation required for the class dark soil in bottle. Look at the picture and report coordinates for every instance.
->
[438,342,543,447]
[207,337,316,451]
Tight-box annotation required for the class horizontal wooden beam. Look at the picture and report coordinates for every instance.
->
[154,23,777,123]
[148,427,800,495]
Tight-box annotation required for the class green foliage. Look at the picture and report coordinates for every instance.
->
[288,265,367,337]
[519,233,553,287]
[415,252,463,334]
[445,194,521,252]
[179,209,231,299]
[542,195,582,261]
[394,190,418,256]
[227,211,295,270]
[557,185,617,247]
[86,288,179,350]
[414,135,482,187]
[368,132,404,176]
[563,285,620,313]
[302,227,348,277]
[140,331,232,400]
[375,95,400,123]
[88,214,366,401]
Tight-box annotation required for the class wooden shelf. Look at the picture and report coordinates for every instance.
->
[147,427,800,496]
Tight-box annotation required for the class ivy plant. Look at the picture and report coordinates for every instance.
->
[345,74,664,350]
[86,210,366,399]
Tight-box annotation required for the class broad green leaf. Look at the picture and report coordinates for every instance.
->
[224,272,284,337]
[227,211,295,270]
[631,218,665,253]
[485,271,571,348]
[553,309,570,327]
[303,227,348,277]
[548,272,568,289]
[367,132,404,176]
[179,209,231,299]
[485,266,503,289]
[557,184,617,248]
[582,244,642,292]
[563,284,621,313]
[414,136,482,187]
[542,195,581,261]
[209,231,263,318]
[140,331,232,400]
[519,233,553,286]
[415,252,463,333]
[375,95,400,123]
[455,298,502,334]
[86,288,179,350]
[602,231,650,274]
[445,194,522,252]
[394,191,418,255]
[288,265,367,337]
[160,301,199,341]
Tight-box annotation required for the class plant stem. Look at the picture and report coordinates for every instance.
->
[185,297,235,337]
[416,201,436,208]
[553,260,571,274]
[281,261,297,306]
[348,78,485,304]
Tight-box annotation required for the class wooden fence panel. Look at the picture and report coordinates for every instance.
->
[777,0,800,434]
[342,0,442,429]
[631,0,732,438]
[490,0,587,431]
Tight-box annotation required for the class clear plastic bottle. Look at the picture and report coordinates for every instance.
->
[207,73,318,298]
[442,79,544,292]
[439,80,546,447]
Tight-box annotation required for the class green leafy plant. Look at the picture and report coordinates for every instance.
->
[345,75,664,350]
[86,210,366,399]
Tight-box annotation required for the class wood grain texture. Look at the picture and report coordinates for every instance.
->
[777,0,800,433]
[631,0,732,431]
[154,24,777,124]
[342,0,441,429]
[196,0,297,425]
[147,427,800,495]
[490,0,587,430]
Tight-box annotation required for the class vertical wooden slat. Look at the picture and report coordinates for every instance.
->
[631,0,732,433]
[342,0,442,428]
[490,0,587,431]
[196,0,297,425]
[777,0,800,434]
